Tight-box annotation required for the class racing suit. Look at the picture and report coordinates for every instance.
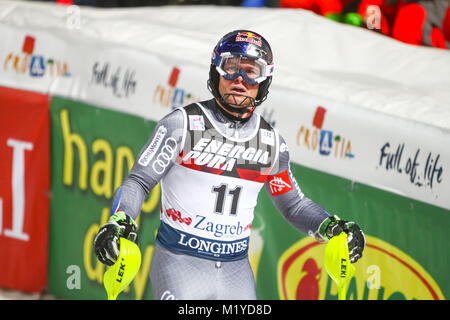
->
[111,98,332,300]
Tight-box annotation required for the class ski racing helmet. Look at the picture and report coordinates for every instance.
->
[207,30,274,118]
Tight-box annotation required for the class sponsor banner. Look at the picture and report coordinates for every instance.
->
[277,235,445,300]
[253,161,449,300]
[268,89,450,210]
[0,27,74,95]
[0,25,209,123]
[1,1,447,299]
[48,96,162,299]
[46,97,450,299]
[0,86,50,292]
[44,95,450,299]
[81,50,208,122]
[1,17,448,211]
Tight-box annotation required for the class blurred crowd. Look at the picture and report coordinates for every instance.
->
[32,0,450,49]
[280,0,450,49]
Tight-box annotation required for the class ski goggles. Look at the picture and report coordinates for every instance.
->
[215,52,274,85]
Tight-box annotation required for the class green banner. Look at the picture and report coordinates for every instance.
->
[257,166,448,300]
[49,96,449,300]
[49,96,161,300]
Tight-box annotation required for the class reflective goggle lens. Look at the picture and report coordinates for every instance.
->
[220,56,263,80]
[216,53,273,85]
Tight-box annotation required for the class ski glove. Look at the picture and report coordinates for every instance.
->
[93,211,138,266]
[319,215,365,263]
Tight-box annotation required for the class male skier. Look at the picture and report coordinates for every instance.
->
[94,30,365,300]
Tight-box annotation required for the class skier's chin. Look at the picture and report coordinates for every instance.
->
[223,93,254,108]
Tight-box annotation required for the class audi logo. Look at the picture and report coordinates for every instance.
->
[152,137,178,174]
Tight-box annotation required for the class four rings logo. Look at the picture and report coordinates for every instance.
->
[138,125,178,174]
[138,126,167,166]
[152,136,177,174]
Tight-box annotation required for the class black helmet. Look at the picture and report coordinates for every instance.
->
[207,30,274,118]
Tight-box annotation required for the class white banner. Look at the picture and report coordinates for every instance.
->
[0,24,210,121]
[262,88,450,210]
[0,1,449,210]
